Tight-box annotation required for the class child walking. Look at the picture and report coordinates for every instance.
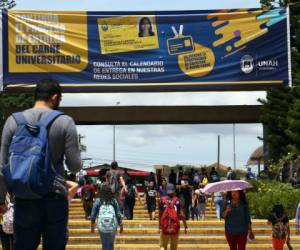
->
[268,204,290,250]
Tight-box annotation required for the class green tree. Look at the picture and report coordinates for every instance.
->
[259,1,300,171]
[0,93,34,136]
[259,88,292,163]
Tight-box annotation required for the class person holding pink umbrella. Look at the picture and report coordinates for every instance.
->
[222,190,254,250]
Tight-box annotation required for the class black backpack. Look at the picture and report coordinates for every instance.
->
[125,185,136,202]
[110,171,119,194]
[210,173,220,182]
[228,171,237,180]
[198,193,206,203]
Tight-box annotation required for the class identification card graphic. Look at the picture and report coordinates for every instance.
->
[98,16,159,54]
[167,36,194,55]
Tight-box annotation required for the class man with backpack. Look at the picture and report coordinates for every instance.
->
[245,168,256,181]
[124,178,141,220]
[81,178,96,219]
[209,167,220,183]
[227,167,237,180]
[107,161,127,199]
[0,79,82,250]
[159,183,188,250]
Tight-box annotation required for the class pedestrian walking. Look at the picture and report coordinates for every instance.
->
[159,179,168,198]
[191,189,198,221]
[196,187,206,221]
[91,184,123,250]
[168,170,177,186]
[177,172,193,220]
[117,184,126,217]
[227,167,237,180]
[245,168,255,181]
[268,204,290,250]
[200,168,209,186]
[222,190,254,250]
[209,167,220,183]
[81,179,96,219]
[213,192,224,221]
[295,202,300,235]
[0,79,82,250]
[159,183,188,250]
[124,178,142,220]
[0,194,13,250]
[107,162,127,202]
[145,181,157,220]
[192,170,200,189]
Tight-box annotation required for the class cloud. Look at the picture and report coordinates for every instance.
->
[113,124,262,147]
[77,123,262,168]
[123,136,149,146]
[61,92,266,107]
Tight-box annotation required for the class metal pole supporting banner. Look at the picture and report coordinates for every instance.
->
[113,125,116,162]
[233,124,236,170]
[286,6,292,87]
[0,11,3,92]
[217,135,220,169]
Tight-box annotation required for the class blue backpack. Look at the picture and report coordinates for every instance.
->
[2,111,63,199]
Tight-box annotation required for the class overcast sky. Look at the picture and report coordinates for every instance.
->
[14,0,264,172]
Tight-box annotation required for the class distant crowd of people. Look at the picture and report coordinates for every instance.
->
[76,161,295,250]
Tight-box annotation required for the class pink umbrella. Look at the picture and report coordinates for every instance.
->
[202,180,253,194]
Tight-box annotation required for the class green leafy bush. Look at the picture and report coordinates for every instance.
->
[247,180,300,219]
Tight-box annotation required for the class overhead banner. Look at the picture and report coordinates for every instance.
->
[0,8,291,92]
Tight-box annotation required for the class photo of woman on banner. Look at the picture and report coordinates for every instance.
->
[138,17,155,37]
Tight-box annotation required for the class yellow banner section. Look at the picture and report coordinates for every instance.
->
[8,11,88,73]
[98,16,159,54]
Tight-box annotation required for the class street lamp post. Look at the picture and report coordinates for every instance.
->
[113,102,120,162]
[233,124,236,170]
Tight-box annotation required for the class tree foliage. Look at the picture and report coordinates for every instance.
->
[248,180,300,218]
[0,93,34,136]
[259,0,300,167]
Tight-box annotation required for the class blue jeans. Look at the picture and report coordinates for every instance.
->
[14,193,68,250]
[191,207,198,220]
[214,196,223,220]
[100,232,116,250]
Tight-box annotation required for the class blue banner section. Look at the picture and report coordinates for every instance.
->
[1,8,290,92]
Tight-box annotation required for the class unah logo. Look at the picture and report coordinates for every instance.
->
[257,59,279,71]
[240,55,254,74]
